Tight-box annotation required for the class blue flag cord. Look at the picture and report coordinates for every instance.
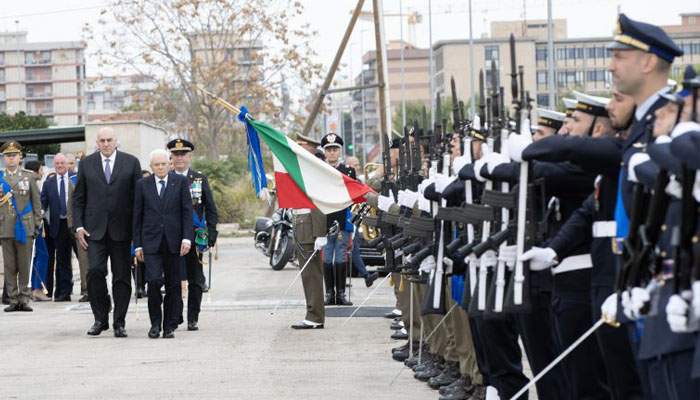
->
[238,105,267,196]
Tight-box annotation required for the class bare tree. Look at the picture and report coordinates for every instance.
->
[88,0,323,158]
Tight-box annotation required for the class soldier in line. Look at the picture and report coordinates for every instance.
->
[1,141,43,312]
[168,138,218,331]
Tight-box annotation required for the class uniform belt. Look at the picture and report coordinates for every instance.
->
[592,220,616,238]
[293,208,311,215]
[551,254,593,275]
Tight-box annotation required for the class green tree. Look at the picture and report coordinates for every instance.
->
[0,112,59,160]
[391,99,459,136]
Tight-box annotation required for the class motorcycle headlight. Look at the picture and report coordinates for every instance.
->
[271,212,281,222]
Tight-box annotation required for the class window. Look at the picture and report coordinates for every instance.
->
[537,94,549,107]
[27,100,53,115]
[0,88,5,101]
[536,48,548,61]
[598,47,607,58]
[485,45,499,61]
[25,51,51,65]
[26,83,52,98]
[0,52,4,65]
[26,67,52,82]
[537,70,548,85]
[692,42,700,55]
[556,47,567,61]
[576,48,584,59]
[485,68,500,91]
[586,47,596,59]
[0,69,4,83]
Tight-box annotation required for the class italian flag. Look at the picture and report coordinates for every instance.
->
[248,119,373,214]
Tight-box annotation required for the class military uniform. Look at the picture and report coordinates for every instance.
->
[291,208,328,329]
[167,138,218,331]
[0,141,43,311]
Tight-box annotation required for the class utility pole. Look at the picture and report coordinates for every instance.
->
[428,0,434,127]
[400,0,406,129]
[468,0,475,117]
[372,0,391,146]
[546,0,556,107]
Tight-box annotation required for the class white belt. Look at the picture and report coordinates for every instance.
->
[293,208,311,215]
[592,221,616,238]
[551,254,593,275]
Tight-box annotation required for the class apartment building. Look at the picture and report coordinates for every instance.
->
[86,74,157,121]
[0,32,86,125]
[434,13,700,109]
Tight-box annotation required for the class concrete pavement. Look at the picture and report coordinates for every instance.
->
[0,237,437,400]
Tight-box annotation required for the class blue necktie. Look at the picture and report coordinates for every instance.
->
[59,175,67,218]
[159,180,165,198]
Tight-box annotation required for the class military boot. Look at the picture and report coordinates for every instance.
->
[323,263,335,305]
[334,263,353,306]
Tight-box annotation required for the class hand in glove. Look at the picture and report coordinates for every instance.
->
[377,195,395,212]
[452,155,470,175]
[419,255,436,274]
[666,293,694,333]
[507,133,533,162]
[627,152,650,184]
[600,293,618,324]
[208,229,218,248]
[498,245,517,271]
[519,247,557,271]
[314,237,327,251]
[621,287,650,321]
[480,250,498,268]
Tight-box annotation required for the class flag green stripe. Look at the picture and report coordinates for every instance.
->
[250,119,306,194]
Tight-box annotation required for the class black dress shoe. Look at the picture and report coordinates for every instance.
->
[87,321,109,336]
[19,303,33,312]
[364,272,379,287]
[148,326,160,339]
[187,321,199,331]
[290,320,324,329]
[54,296,71,302]
[78,295,89,302]
[162,330,175,338]
[4,303,20,312]
[136,288,145,299]
[113,326,128,338]
[391,328,409,340]
[390,320,404,330]
[202,285,209,293]
[384,309,402,319]
[392,349,410,362]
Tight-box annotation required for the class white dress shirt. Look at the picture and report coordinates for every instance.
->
[635,86,670,122]
[100,151,117,175]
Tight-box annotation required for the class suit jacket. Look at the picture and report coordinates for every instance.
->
[133,172,194,254]
[0,168,42,240]
[72,150,142,241]
[294,209,327,245]
[41,174,74,239]
[184,169,218,241]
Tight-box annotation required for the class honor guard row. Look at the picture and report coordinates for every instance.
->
[317,12,700,400]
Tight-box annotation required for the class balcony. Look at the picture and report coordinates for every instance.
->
[27,100,53,115]
[25,51,51,65]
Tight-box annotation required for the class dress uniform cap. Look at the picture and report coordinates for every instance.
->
[573,91,610,117]
[607,13,683,63]
[661,66,697,103]
[0,141,22,155]
[291,132,321,146]
[562,98,577,118]
[321,132,343,149]
[166,138,194,152]
[535,108,566,131]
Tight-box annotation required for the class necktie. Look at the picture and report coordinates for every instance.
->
[104,158,111,182]
[159,180,166,198]
[59,175,67,218]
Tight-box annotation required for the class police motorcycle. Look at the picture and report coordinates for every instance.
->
[254,207,295,270]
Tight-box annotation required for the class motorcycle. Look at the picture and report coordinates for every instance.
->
[254,208,295,270]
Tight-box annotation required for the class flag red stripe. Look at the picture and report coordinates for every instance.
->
[274,172,316,209]
[342,174,374,204]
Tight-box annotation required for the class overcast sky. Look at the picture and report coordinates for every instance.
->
[1,0,698,80]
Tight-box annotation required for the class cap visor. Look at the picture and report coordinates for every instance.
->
[607,41,635,51]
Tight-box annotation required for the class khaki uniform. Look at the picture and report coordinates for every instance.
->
[0,168,42,306]
[293,209,327,324]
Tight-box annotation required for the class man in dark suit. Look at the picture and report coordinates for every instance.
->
[41,153,74,301]
[133,149,193,338]
[72,127,142,338]
[168,138,218,331]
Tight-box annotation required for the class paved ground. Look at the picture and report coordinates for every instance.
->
[0,237,438,400]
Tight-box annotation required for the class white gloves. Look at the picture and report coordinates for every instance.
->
[480,250,498,269]
[403,190,419,208]
[377,195,395,212]
[452,155,470,175]
[670,121,700,139]
[434,174,455,194]
[627,152,650,184]
[601,293,619,323]
[485,152,510,174]
[520,247,558,271]
[506,133,532,162]
[473,157,488,182]
[693,281,700,319]
[498,245,518,271]
[314,237,327,251]
[419,255,436,274]
[666,293,694,333]
[665,177,682,199]
[621,287,650,320]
